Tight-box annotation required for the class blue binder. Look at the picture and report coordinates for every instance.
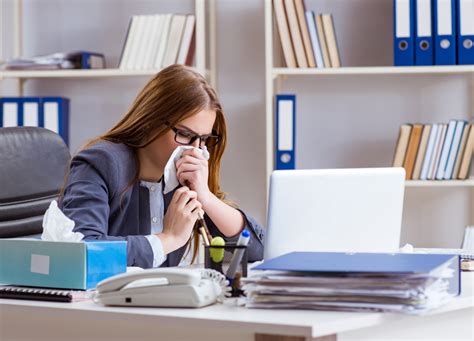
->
[394,0,415,66]
[255,251,461,295]
[0,97,21,127]
[275,95,296,170]
[41,97,70,146]
[19,97,42,127]
[415,0,434,65]
[457,0,474,65]
[434,0,457,65]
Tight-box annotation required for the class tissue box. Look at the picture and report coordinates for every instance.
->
[0,239,127,290]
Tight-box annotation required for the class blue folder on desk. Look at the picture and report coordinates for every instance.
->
[256,251,461,295]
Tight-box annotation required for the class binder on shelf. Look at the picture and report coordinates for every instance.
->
[458,123,474,180]
[420,123,439,180]
[415,0,434,65]
[457,0,474,65]
[434,0,457,65]
[19,97,42,128]
[321,14,341,68]
[294,0,315,68]
[412,124,431,180]
[305,11,324,68]
[42,97,70,146]
[75,51,105,69]
[161,15,187,68]
[0,98,20,128]
[284,0,308,68]
[315,14,331,68]
[392,124,412,168]
[394,0,415,66]
[436,119,457,179]
[404,123,423,179]
[453,123,472,178]
[444,120,467,179]
[176,15,196,66]
[430,123,447,179]
[275,94,296,170]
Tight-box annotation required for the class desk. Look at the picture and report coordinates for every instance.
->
[1,273,473,341]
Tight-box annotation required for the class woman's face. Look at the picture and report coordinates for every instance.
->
[146,108,217,171]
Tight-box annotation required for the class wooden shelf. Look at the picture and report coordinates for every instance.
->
[405,179,474,187]
[0,68,208,80]
[272,65,474,77]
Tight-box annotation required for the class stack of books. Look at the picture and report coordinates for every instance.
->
[243,252,461,314]
[118,14,195,70]
[393,120,474,180]
[273,0,340,68]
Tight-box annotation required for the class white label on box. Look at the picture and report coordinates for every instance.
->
[278,100,293,150]
[460,0,474,35]
[31,254,50,275]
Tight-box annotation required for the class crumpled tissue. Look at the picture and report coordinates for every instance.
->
[41,200,84,242]
[163,146,209,194]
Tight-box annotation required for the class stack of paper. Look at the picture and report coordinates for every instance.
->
[2,52,75,70]
[243,252,460,314]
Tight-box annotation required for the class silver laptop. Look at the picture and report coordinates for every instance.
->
[264,168,405,260]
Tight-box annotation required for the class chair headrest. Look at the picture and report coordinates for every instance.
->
[0,127,71,204]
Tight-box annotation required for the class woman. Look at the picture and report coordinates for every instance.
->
[60,64,264,268]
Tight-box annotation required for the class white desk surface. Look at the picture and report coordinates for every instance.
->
[1,272,473,339]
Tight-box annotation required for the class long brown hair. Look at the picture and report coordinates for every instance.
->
[87,64,228,263]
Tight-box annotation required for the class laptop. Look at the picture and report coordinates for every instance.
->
[264,168,405,260]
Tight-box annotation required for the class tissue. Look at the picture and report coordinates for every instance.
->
[163,146,210,194]
[41,200,84,242]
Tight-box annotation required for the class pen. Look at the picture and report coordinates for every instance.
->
[197,212,211,246]
[225,229,250,281]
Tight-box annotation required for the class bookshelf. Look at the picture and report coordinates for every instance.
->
[1,0,216,95]
[265,0,474,248]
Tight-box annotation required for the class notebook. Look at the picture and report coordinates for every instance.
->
[0,285,92,303]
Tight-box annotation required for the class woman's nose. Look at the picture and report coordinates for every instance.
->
[190,138,201,148]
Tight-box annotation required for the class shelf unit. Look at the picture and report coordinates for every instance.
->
[1,0,216,96]
[265,0,474,248]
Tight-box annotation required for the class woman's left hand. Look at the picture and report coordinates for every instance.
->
[176,149,212,206]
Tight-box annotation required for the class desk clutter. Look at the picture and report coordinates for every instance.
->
[393,120,474,180]
[242,251,461,314]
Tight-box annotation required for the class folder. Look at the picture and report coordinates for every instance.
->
[394,0,415,66]
[434,0,457,65]
[19,97,42,127]
[436,119,457,179]
[444,120,467,179]
[42,97,70,146]
[420,123,439,180]
[0,98,20,127]
[254,251,461,296]
[415,0,434,65]
[275,94,296,170]
[457,0,474,64]
[305,11,324,68]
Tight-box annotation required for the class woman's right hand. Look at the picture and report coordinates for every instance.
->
[157,186,203,254]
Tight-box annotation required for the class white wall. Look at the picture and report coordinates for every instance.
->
[0,0,268,225]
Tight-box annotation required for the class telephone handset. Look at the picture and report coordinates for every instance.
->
[94,268,229,308]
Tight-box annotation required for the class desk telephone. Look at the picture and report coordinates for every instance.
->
[94,268,229,308]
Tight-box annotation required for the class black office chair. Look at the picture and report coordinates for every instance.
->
[0,127,71,238]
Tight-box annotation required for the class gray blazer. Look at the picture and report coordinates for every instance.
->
[60,141,264,268]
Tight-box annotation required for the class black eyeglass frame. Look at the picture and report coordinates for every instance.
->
[169,126,221,148]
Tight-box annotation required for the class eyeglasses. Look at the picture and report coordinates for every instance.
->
[170,126,221,148]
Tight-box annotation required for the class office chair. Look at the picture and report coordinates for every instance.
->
[0,127,70,238]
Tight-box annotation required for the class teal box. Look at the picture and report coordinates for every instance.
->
[0,239,127,290]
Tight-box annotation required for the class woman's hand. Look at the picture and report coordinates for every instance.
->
[176,149,212,206]
[157,186,203,254]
